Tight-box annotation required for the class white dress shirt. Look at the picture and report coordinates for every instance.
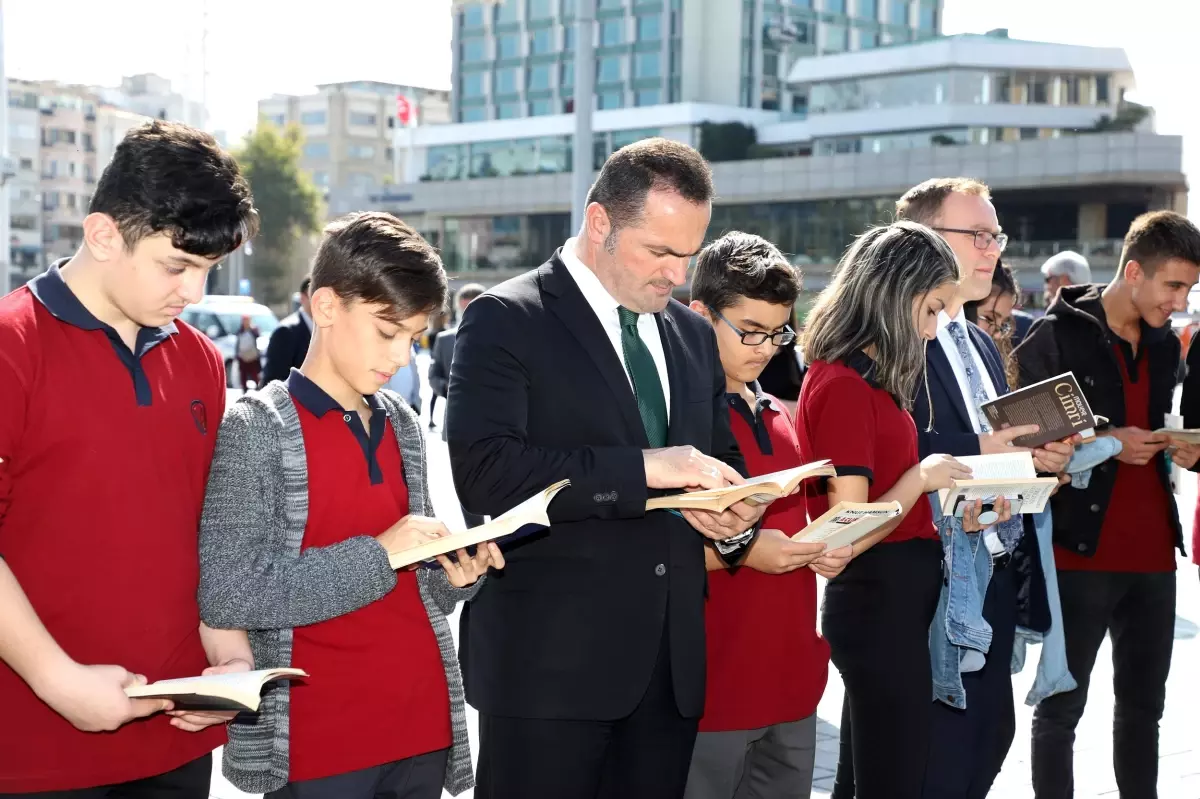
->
[936,307,999,432]
[559,238,672,418]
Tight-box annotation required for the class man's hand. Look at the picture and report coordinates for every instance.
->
[1108,427,1169,466]
[1032,435,1079,474]
[680,500,764,542]
[743,529,826,574]
[166,658,253,732]
[33,659,171,733]
[643,447,744,491]
[436,542,506,588]
[809,545,855,580]
[1050,473,1072,497]
[1168,439,1200,469]
[979,424,1039,455]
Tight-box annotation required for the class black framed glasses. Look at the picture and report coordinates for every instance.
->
[976,313,1014,336]
[709,306,796,347]
[934,227,1009,253]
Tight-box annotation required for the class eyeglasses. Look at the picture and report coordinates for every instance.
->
[708,306,796,347]
[977,313,1014,336]
[934,227,1009,253]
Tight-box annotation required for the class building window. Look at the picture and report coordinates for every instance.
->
[598,0,624,8]
[462,106,487,122]
[496,0,520,22]
[562,60,575,87]
[495,67,520,95]
[498,33,522,59]
[348,172,375,190]
[636,14,661,41]
[348,111,377,126]
[303,141,330,159]
[599,91,624,110]
[1028,77,1048,104]
[634,52,661,79]
[531,28,555,54]
[1020,127,1039,140]
[918,0,936,31]
[311,171,329,187]
[498,103,524,119]
[598,55,622,83]
[858,28,881,48]
[1096,75,1110,103]
[529,63,553,90]
[18,157,32,171]
[636,88,661,107]
[824,24,848,53]
[462,37,487,62]
[428,144,468,179]
[300,110,327,125]
[890,0,909,25]
[530,99,555,116]
[858,0,879,20]
[462,4,485,28]
[347,144,375,159]
[564,26,575,51]
[826,0,847,13]
[529,0,554,19]
[462,71,486,98]
[266,113,286,127]
[600,19,624,46]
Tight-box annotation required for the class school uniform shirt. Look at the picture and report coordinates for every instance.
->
[700,385,830,732]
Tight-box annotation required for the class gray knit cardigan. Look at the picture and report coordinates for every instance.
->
[197,381,478,795]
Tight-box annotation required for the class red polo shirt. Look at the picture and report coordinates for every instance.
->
[0,264,226,792]
[700,386,830,732]
[285,371,451,781]
[1056,343,1176,573]
[797,355,937,544]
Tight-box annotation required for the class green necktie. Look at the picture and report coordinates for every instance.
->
[617,306,668,448]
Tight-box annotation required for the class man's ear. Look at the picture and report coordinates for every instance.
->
[82,213,125,262]
[687,300,712,321]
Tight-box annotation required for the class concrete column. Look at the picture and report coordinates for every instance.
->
[1077,202,1107,242]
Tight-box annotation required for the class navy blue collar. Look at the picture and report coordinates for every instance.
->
[724,381,778,456]
[843,350,882,389]
[724,380,776,414]
[27,260,179,344]
[286,368,385,419]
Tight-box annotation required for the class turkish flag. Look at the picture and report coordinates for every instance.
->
[396,95,415,126]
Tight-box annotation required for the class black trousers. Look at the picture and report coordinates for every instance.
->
[822,538,942,799]
[475,621,699,799]
[923,562,1018,799]
[1031,569,1176,799]
[264,749,448,799]
[0,754,211,799]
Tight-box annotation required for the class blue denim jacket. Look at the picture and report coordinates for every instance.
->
[929,438,1123,709]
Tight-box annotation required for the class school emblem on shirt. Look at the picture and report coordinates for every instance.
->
[190,400,208,435]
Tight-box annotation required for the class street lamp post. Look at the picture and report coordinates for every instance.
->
[570,0,595,233]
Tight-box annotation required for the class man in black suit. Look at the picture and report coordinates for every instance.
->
[899,178,1073,799]
[447,139,764,799]
[429,282,486,435]
[262,276,312,383]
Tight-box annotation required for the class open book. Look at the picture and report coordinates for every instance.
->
[646,461,836,513]
[937,452,1059,521]
[792,501,902,550]
[980,372,1099,448]
[387,479,571,569]
[124,668,307,713]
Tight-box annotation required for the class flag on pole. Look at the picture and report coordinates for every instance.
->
[396,94,417,127]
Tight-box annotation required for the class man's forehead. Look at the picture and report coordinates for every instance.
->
[939,192,1000,229]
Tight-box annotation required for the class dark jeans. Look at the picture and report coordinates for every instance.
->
[0,754,211,799]
[264,749,448,799]
[822,538,942,799]
[923,563,1018,799]
[1031,569,1176,799]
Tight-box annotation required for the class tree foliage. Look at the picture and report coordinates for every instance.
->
[233,122,322,306]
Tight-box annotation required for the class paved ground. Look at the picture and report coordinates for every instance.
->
[214,360,1200,797]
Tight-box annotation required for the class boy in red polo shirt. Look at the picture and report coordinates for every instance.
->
[197,212,504,799]
[683,232,853,799]
[0,121,259,796]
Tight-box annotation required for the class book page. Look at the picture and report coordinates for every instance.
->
[939,478,1056,516]
[125,668,307,697]
[793,501,901,550]
[954,452,1037,480]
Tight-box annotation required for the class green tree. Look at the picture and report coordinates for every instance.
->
[234,122,322,306]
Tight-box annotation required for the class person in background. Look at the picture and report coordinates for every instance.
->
[684,232,853,799]
[0,120,258,797]
[1018,211,1200,799]
[428,283,486,434]
[796,222,985,799]
[965,260,1020,390]
[1041,250,1091,309]
[385,341,423,415]
[235,314,263,393]
[755,330,806,413]
[263,276,313,384]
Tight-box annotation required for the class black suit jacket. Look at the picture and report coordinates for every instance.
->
[446,253,746,721]
[262,313,311,384]
[911,321,1050,635]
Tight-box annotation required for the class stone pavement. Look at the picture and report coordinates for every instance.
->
[215,365,1200,798]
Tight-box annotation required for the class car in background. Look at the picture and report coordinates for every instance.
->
[179,295,280,387]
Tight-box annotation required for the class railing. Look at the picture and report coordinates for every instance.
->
[1003,239,1123,260]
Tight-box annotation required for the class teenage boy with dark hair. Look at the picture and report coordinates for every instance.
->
[0,120,258,796]
[684,231,853,799]
[198,212,504,799]
[1016,210,1200,798]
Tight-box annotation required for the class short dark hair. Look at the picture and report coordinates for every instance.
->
[1120,210,1200,277]
[895,177,990,226]
[691,231,801,313]
[310,212,447,324]
[89,120,257,258]
[585,137,713,243]
[455,282,485,306]
[299,276,312,296]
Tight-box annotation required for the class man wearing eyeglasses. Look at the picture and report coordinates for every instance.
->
[896,178,1075,799]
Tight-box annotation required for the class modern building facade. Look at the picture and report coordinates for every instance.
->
[256,81,451,195]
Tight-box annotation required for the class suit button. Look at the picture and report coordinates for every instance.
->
[654,563,666,577]
[1077,543,1088,552]
[593,493,603,503]
[1090,504,1101,512]
[610,491,619,502]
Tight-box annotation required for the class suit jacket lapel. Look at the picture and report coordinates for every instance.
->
[539,254,648,446]
[656,309,688,446]
[927,341,974,431]
[968,323,1010,394]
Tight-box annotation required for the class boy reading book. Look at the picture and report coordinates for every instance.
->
[198,213,504,799]
[683,232,854,799]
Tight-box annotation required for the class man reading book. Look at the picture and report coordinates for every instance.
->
[1015,210,1200,798]
[0,121,258,797]
[198,213,502,799]
[683,232,853,799]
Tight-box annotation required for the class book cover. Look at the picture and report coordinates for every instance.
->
[980,371,1097,449]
